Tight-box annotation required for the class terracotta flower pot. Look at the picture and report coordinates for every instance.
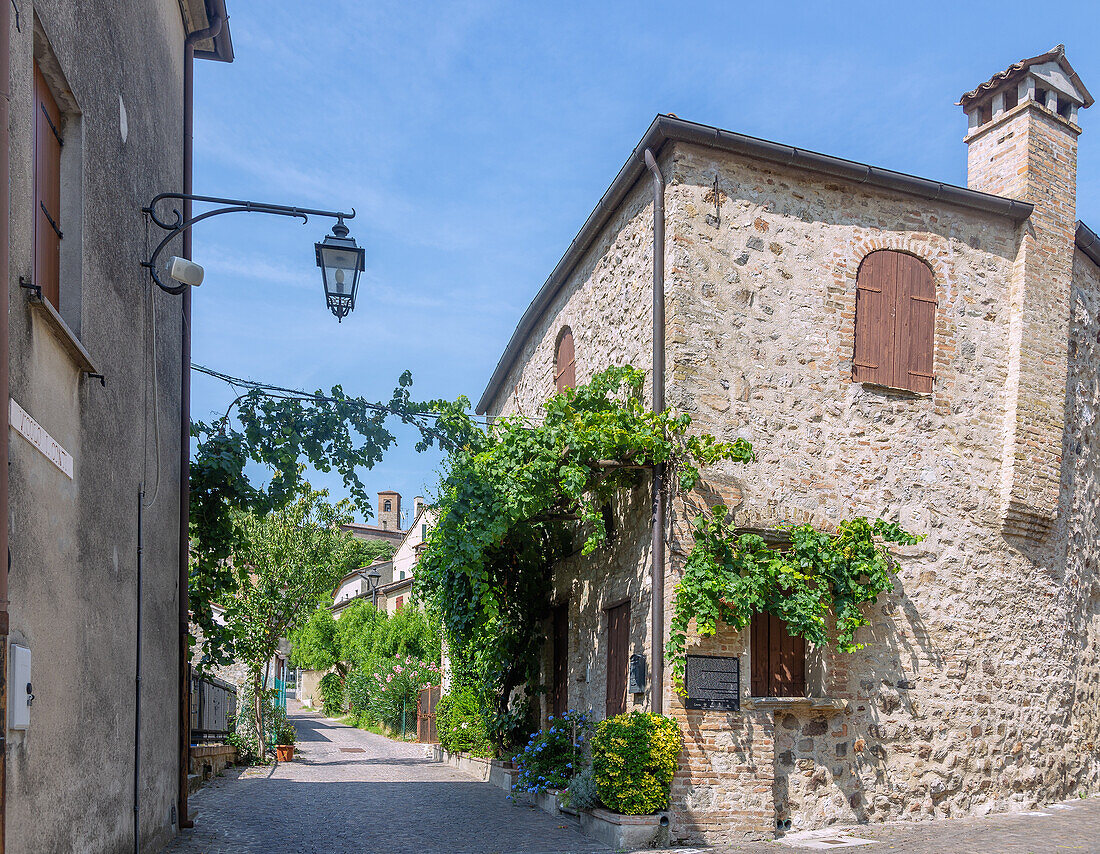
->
[276,744,294,762]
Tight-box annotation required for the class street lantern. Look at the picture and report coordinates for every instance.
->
[365,566,383,609]
[315,217,365,322]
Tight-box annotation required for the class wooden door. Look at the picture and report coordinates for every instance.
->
[551,604,569,718]
[605,600,630,717]
[751,612,805,698]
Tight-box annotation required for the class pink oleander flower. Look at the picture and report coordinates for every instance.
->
[386,674,393,683]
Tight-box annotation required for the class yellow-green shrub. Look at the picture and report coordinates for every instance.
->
[591,711,681,815]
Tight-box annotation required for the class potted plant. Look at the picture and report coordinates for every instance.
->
[275,723,297,762]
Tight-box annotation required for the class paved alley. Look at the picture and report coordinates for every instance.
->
[165,701,611,854]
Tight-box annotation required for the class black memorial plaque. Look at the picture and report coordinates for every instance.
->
[684,654,740,711]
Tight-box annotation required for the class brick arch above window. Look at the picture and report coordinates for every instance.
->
[554,327,576,393]
[851,248,938,394]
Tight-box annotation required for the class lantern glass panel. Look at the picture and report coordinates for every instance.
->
[320,246,361,296]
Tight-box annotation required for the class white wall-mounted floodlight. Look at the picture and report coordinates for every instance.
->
[166,256,205,287]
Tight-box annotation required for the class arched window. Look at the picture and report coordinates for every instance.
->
[555,327,576,393]
[852,251,936,393]
[383,499,392,512]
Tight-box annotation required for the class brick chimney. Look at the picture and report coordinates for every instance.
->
[961,45,1092,538]
[377,491,401,531]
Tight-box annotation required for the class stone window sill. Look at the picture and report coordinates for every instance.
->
[26,289,98,375]
[858,382,932,400]
[742,696,848,715]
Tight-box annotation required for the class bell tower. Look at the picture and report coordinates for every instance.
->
[377,491,402,531]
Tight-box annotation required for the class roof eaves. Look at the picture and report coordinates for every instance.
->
[1076,221,1100,268]
[193,0,234,63]
[475,115,1034,413]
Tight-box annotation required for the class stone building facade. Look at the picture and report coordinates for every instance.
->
[477,46,1100,843]
[4,2,231,852]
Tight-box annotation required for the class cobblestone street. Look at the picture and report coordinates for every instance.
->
[165,701,612,853]
[167,702,1100,853]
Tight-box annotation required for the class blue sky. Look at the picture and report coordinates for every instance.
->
[190,0,1100,524]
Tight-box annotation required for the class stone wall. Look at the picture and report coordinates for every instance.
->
[483,132,1100,844]
[660,140,1100,841]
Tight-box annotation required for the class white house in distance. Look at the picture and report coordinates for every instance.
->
[331,560,394,616]
[376,497,436,614]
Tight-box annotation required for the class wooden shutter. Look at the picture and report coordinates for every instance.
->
[605,600,629,717]
[852,252,896,387]
[395,596,404,611]
[895,253,936,394]
[853,251,935,393]
[34,63,62,310]
[751,612,805,698]
[555,329,576,393]
[551,603,569,718]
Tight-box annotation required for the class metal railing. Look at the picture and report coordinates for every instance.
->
[191,674,237,744]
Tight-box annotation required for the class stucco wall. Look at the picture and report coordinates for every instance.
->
[6,2,189,851]
[483,134,1100,844]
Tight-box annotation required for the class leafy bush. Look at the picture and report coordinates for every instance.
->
[366,655,438,735]
[513,711,592,796]
[318,672,345,717]
[437,687,493,757]
[345,665,373,717]
[232,682,286,762]
[565,767,600,810]
[591,712,681,815]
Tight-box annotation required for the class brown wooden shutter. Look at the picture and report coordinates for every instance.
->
[853,251,935,393]
[895,253,936,394]
[555,329,576,393]
[34,63,62,310]
[605,600,629,717]
[852,252,896,387]
[395,596,404,611]
[750,614,769,696]
[551,603,569,717]
[751,612,805,697]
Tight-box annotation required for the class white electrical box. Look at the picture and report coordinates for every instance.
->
[10,644,31,729]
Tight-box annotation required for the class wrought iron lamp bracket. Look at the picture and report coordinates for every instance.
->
[140,193,355,295]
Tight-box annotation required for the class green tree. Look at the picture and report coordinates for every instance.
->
[189,368,471,669]
[290,598,441,677]
[354,538,396,566]
[288,607,342,675]
[222,483,364,758]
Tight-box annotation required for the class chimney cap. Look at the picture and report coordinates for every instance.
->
[959,44,1093,110]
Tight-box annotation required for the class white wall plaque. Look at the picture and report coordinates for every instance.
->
[9,398,74,479]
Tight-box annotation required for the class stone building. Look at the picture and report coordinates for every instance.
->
[476,46,1100,843]
[3,1,232,852]
[341,489,410,545]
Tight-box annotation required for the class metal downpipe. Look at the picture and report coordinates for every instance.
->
[644,148,665,716]
[0,0,13,847]
[135,488,144,853]
[178,15,223,831]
